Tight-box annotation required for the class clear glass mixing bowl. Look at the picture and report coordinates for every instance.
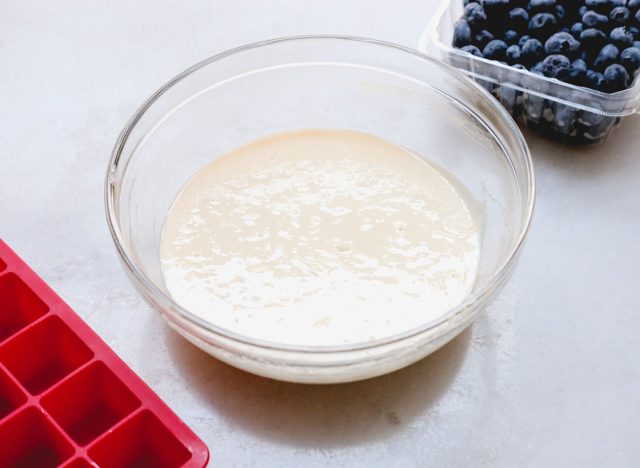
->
[105,36,535,384]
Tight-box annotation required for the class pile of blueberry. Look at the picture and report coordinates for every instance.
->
[451,0,640,142]
[454,0,640,93]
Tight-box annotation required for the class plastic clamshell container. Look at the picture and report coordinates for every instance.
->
[0,240,209,468]
[418,0,640,144]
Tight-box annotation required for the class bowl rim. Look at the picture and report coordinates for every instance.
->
[105,34,535,354]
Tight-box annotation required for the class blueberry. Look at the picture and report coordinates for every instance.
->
[570,22,584,38]
[545,32,581,57]
[474,30,495,49]
[453,20,473,48]
[630,0,640,11]
[610,7,631,26]
[521,38,545,65]
[582,116,617,143]
[513,63,528,70]
[553,103,578,135]
[504,30,519,44]
[528,0,556,14]
[509,8,529,31]
[635,9,640,24]
[580,28,609,53]
[530,61,546,75]
[578,107,606,126]
[579,51,590,63]
[524,94,546,124]
[542,102,555,124]
[594,43,620,71]
[620,46,640,74]
[603,63,630,91]
[519,35,531,47]
[483,39,509,60]
[542,54,571,79]
[586,70,606,90]
[630,27,640,39]
[556,5,567,24]
[634,41,640,49]
[529,13,558,39]
[464,3,487,28]
[578,6,588,18]
[582,11,609,29]
[494,86,519,111]
[461,45,483,57]
[506,45,522,63]
[569,58,588,84]
[610,26,634,48]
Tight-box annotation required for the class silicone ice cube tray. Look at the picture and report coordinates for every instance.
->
[0,240,209,467]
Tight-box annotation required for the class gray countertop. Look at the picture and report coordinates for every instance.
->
[2,1,640,466]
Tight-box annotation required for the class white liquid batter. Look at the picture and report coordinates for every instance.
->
[160,129,480,346]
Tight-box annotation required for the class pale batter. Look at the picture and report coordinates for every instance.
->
[160,129,480,346]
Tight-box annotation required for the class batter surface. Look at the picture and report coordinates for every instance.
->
[160,129,480,346]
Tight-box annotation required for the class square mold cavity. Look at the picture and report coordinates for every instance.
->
[88,410,192,467]
[0,407,74,467]
[0,367,27,420]
[0,315,93,395]
[42,361,141,446]
[0,272,49,343]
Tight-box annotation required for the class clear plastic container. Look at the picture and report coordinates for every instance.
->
[105,36,534,384]
[418,0,640,144]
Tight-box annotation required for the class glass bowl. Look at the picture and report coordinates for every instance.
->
[105,36,535,384]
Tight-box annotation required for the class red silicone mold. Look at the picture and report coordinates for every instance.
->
[0,240,209,467]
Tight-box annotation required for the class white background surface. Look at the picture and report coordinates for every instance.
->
[2,1,640,466]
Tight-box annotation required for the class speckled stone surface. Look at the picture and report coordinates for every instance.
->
[2,1,640,466]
